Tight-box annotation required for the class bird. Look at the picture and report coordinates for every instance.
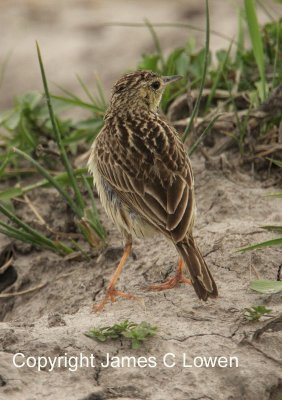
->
[88,70,218,311]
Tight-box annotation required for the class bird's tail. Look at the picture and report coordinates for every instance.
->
[176,237,218,301]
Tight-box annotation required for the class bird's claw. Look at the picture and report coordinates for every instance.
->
[93,287,139,312]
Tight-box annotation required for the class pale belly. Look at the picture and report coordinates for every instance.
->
[90,162,157,239]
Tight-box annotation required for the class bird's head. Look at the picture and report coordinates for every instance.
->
[108,70,182,114]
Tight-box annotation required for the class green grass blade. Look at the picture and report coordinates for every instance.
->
[0,167,87,201]
[0,220,55,251]
[54,241,74,255]
[76,74,107,112]
[224,76,247,154]
[256,0,276,21]
[53,81,105,113]
[144,19,165,70]
[205,41,233,111]
[76,74,96,105]
[0,187,23,201]
[0,149,13,178]
[20,118,36,147]
[244,0,267,100]
[50,95,104,114]
[70,239,90,260]
[261,225,282,232]
[106,22,233,44]
[0,203,70,254]
[36,42,85,212]
[13,147,82,216]
[267,158,282,168]
[82,175,106,240]
[238,237,282,252]
[53,82,83,101]
[236,8,245,64]
[272,21,281,87]
[188,114,221,156]
[250,280,282,294]
[0,222,72,255]
[182,0,210,143]
[94,74,107,109]
[0,50,12,89]
[0,220,39,240]
[0,226,49,250]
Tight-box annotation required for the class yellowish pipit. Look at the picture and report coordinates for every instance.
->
[88,70,218,311]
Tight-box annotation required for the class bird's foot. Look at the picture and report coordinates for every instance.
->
[145,257,191,292]
[94,286,139,312]
[145,272,191,292]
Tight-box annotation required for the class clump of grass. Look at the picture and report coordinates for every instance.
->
[136,11,281,114]
[244,305,272,321]
[85,320,158,349]
[134,5,281,161]
[0,66,106,182]
[0,202,73,256]
[0,43,106,256]
[0,90,104,168]
[36,42,86,215]
[137,0,211,117]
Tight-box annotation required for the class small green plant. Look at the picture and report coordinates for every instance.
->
[85,320,158,349]
[244,305,272,321]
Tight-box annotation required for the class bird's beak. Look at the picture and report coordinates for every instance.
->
[162,75,183,86]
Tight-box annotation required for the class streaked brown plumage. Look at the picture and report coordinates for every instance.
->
[88,70,218,311]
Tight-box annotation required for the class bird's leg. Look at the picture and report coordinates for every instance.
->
[146,258,191,291]
[94,239,139,312]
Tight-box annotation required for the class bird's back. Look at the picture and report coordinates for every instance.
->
[89,109,196,242]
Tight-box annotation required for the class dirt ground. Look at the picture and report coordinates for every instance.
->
[1,157,282,400]
[1,1,282,400]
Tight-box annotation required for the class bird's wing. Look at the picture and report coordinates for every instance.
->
[95,114,195,242]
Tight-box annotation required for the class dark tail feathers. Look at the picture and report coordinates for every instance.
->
[176,237,218,301]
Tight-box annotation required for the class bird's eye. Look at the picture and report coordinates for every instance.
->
[115,84,126,93]
[151,81,161,90]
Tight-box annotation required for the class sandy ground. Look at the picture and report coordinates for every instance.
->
[0,158,282,400]
[1,1,282,399]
